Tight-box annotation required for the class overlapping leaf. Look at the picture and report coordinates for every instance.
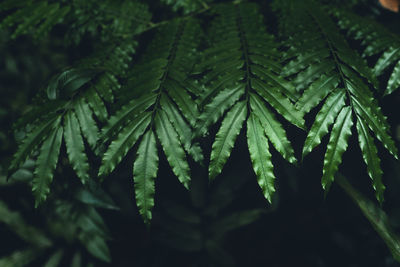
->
[278,0,398,201]
[195,3,303,202]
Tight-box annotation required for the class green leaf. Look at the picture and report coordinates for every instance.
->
[251,65,299,101]
[387,60,400,95]
[43,250,64,267]
[80,234,111,263]
[155,109,190,188]
[293,60,335,91]
[251,78,305,129]
[322,107,353,191]
[47,69,96,100]
[160,95,203,163]
[63,111,90,184]
[209,209,266,237]
[296,74,340,114]
[133,130,158,224]
[100,94,156,141]
[374,47,400,76]
[165,79,199,127]
[351,96,398,159]
[85,87,108,123]
[247,114,275,202]
[99,112,151,177]
[250,93,296,164]
[10,116,58,171]
[302,89,347,157]
[0,249,39,267]
[0,200,51,247]
[282,49,330,76]
[195,84,245,138]
[75,98,99,149]
[209,101,247,180]
[356,118,385,203]
[75,188,119,210]
[32,126,63,206]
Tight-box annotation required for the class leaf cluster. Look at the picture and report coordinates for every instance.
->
[2,0,399,240]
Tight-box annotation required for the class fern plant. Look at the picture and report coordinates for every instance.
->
[2,0,400,265]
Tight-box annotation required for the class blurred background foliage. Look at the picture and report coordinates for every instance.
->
[1,0,400,266]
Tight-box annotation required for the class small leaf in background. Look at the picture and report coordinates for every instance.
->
[75,188,119,210]
[337,174,400,263]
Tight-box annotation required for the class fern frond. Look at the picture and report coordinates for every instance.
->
[10,116,59,171]
[247,114,275,202]
[278,0,398,200]
[196,3,302,201]
[32,127,63,206]
[333,8,400,95]
[99,18,202,222]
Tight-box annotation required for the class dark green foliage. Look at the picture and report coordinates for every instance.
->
[0,0,152,43]
[195,3,303,202]
[0,185,115,266]
[2,0,400,264]
[0,0,70,40]
[161,0,211,14]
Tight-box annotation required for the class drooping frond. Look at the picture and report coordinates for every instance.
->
[8,3,143,203]
[332,7,400,95]
[277,0,398,202]
[99,18,203,222]
[195,3,304,202]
